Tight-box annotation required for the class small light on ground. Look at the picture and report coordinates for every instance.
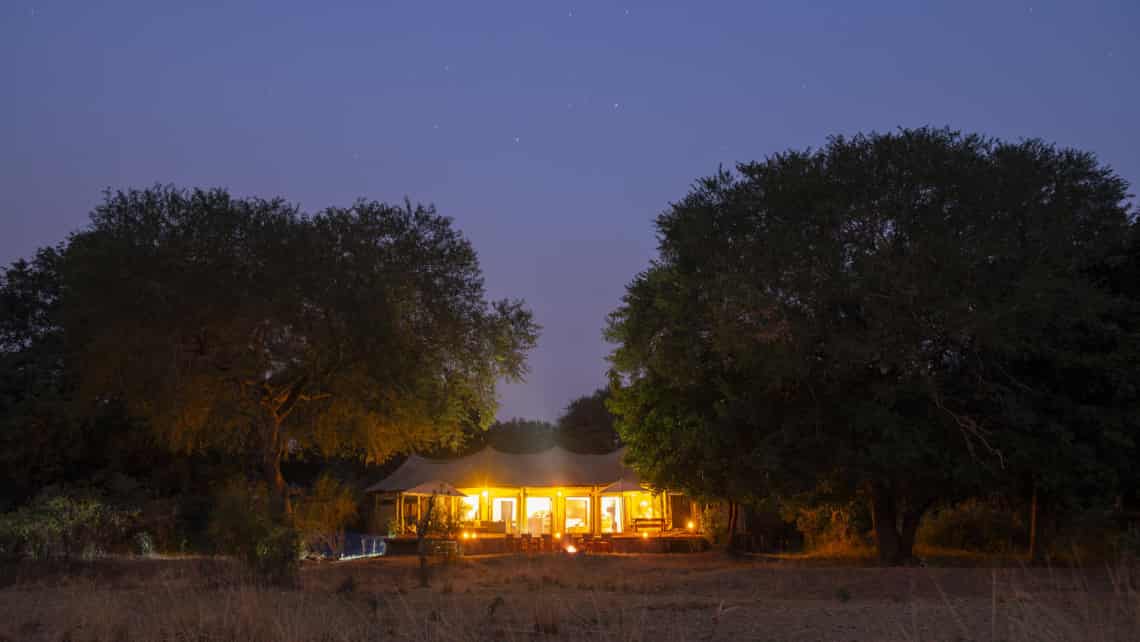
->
[565,544,578,554]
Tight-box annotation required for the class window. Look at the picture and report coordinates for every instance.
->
[631,492,656,519]
[460,495,479,522]
[601,496,623,533]
[525,497,552,535]
[564,497,590,533]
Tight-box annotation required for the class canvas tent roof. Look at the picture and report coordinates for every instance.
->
[402,480,467,497]
[600,477,649,493]
[366,446,642,493]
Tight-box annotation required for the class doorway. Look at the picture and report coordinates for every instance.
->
[601,496,623,533]
[493,498,517,533]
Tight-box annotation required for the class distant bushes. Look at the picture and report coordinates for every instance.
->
[207,480,299,586]
[917,499,1026,554]
[776,494,872,555]
[293,474,359,559]
[0,488,138,560]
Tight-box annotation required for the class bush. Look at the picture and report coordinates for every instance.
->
[777,493,871,554]
[293,474,358,559]
[1046,509,1137,563]
[0,488,137,560]
[699,503,729,546]
[208,480,300,585]
[917,498,1025,554]
[788,504,863,551]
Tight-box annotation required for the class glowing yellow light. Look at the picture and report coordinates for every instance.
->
[556,490,562,497]
[565,544,578,554]
[555,532,562,540]
[641,532,649,539]
[482,490,489,498]
[471,532,477,539]
[686,520,695,530]
[461,532,468,539]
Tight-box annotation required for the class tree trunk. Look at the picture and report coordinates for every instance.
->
[261,415,291,515]
[871,485,902,565]
[1028,484,1039,562]
[725,502,738,552]
[899,508,922,562]
[870,482,926,565]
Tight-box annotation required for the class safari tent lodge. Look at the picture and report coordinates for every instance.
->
[367,446,701,552]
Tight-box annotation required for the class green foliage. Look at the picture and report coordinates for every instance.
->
[4,186,537,506]
[452,417,557,454]
[607,128,1138,564]
[917,499,1026,554]
[293,474,359,558]
[207,479,299,585]
[0,488,137,560]
[782,501,867,552]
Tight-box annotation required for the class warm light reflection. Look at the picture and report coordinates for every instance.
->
[686,520,695,530]
[482,490,489,498]
[554,532,562,540]
[565,544,578,554]
[641,532,649,539]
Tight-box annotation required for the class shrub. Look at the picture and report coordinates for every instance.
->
[0,488,137,560]
[207,479,299,585]
[788,504,862,551]
[699,504,729,546]
[293,474,358,559]
[917,498,1025,554]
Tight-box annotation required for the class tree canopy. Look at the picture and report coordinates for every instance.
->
[606,128,1138,563]
[4,186,538,511]
[555,388,620,453]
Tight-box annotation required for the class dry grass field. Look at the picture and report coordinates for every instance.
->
[0,552,1136,641]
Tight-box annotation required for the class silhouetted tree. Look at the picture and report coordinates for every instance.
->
[556,388,620,453]
[22,186,538,513]
[607,128,1138,564]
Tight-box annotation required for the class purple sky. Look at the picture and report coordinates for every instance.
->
[2,1,1137,421]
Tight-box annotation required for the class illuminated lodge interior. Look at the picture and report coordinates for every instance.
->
[367,446,698,539]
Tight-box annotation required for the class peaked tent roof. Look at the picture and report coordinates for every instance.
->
[366,446,642,492]
[402,480,467,497]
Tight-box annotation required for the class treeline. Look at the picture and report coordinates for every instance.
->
[606,128,1140,564]
[2,127,1138,570]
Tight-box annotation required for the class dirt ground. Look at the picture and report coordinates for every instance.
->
[0,553,1136,641]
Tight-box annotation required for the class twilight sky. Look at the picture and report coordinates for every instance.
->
[2,1,1137,421]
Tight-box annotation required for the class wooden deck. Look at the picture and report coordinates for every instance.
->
[382,533,708,556]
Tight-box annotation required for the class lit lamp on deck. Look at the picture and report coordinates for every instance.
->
[687,520,695,531]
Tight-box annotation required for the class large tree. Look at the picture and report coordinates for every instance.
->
[607,129,1138,563]
[48,186,537,511]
